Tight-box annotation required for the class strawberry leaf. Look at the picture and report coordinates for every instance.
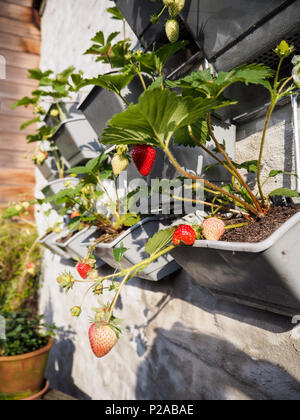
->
[145,227,176,256]
[269,188,299,198]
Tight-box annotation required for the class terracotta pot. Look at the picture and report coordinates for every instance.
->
[22,380,50,401]
[0,338,54,400]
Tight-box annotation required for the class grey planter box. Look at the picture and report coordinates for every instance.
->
[44,101,82,128]
[171,211,300,317]
[54,227,105,267]
[78,74,149,137]
[82,218,181,281]
[52,117,103,167]
[39,231,71,259]
[36,154,59,182]
[41,177,79,211]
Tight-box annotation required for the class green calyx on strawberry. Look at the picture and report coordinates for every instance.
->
[202,217,225,241]
[173,225,197,246]
[165,19,180,43]
[56,271,75,291]
[131,145,156,177]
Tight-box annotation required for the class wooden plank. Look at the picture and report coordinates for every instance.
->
[0,16,40,40]
[0,185,34,203]
[0,79,36,100]
[0,131,35,152]
[0,1,33,23]
[5,0,33,7]
[0,114,38,134]
[43,389,78,401]
[0,66,38,87]
[0,149,35,169]
[0,48,40,69]
[0,98,36,118]
[0,168,35,186]
[0,31,40,55]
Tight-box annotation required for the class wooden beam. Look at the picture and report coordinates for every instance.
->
[0,149,35,170]
[5,0,33,7]
[0,98,36,118]
[0,114,37,134]
[0,1,33,23]
[0,17,40,41]
[0,48,40,69]
[0,185,34,203]
[0,79,37,100]
[0,31,40,55]
[0,168,35,186]
[0,65,38,87]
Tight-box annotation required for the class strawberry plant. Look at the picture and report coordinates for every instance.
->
[12,67,83,179]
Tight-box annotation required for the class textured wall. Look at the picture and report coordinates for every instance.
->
[38,0,300,400]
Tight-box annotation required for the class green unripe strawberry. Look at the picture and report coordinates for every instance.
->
[163,0,175,6]
[165,19,180,43]
[112,153,129,177]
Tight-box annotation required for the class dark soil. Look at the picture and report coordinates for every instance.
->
[221,205,299,243]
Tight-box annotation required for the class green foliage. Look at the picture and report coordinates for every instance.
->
[0,218,41,312]
[145,227,176,256]
[0,311,56,357]
[113,243,128,263]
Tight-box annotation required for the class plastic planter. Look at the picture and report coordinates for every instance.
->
[90,217,181,281]
[39,231,71,259]
[44,101,81,128]
[78,74,150,137]
[54,227,105,266]
[52,117,102,167]
[171,211,300,317]
[36,154,59,182]
[41,177,79,211]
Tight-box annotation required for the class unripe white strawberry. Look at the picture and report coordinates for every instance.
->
[202,218,225,241]
[163,0,175,6]
[112,153,129,177]
[165,19,180,43]
[168,0,185,17]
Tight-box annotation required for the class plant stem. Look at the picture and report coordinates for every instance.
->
[137,71,147,91]
[162,144,259,215]
[206,114,264,214]
[256,101,275,204]
[56,102,67,122]
[225,222,249,230]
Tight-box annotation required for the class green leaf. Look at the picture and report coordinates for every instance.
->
[107,7,123,21]
[173,119,209,147]
[269,188,299,198]
[115,213,141,230]
[234,160,258,174]
[20,117,41,131]
[84,69,136,95]
[28,69,53,81]
[113,242,128,263]
[145,227,176,256]
[268,170,298,178]
[11,96,38,109]
[101,88,229,147]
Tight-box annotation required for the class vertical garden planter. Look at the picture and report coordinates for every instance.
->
[44,101,82,128]
[78,74,150,137]
[0,338,54,400]
[52,117,102,167]
[171,211,300,317]
[39,231,71,259]
[41,177,79,211]
[90,217,181,281]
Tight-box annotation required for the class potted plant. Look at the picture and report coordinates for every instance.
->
[0,311,56,400]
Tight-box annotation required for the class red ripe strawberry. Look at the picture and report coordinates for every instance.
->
[88,323,118,358]
[76,262,92,279]
[202,217,225,241]
[131,145,156,177]
[173,225,197,246]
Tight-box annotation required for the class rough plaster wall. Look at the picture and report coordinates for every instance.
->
[38,0,300,400]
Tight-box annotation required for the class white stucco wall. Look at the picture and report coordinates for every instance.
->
[38,0,300,400]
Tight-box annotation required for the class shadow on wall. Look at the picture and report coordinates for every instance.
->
[135,322,300,400]
[127,270,294,335]
[42,296,92,400]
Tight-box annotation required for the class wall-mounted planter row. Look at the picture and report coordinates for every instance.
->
[52,117,102,168]
[41,177,79,211]
[79,217,181,282]
[39,231,71,259]
[44,101,82,128]
[171,211,300,317]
